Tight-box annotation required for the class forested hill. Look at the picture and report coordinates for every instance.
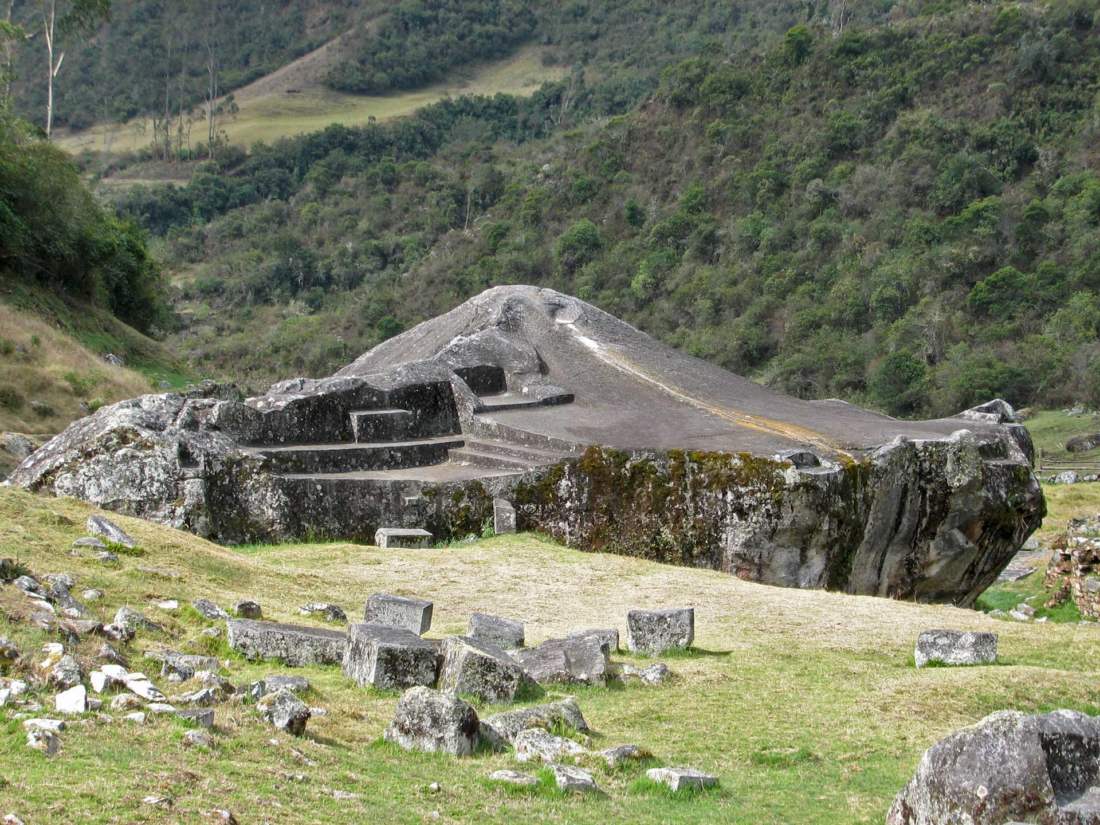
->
[112,0,1100,418]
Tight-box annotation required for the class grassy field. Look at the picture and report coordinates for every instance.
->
[1025,408,1100,467]
[1,485,1098,824]
[56,45,565,157]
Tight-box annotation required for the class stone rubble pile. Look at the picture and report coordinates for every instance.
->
[1045,514,1100,619]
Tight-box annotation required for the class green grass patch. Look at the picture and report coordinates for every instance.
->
[750,746,820,769]
[628,775,722,800]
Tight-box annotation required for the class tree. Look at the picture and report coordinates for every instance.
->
[37,0,109,137]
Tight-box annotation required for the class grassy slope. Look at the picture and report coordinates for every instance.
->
[58,45,565,156]
[1026,409,1100,467]
[1,486,1097,824]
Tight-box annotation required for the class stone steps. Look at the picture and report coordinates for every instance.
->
[447,448,534,471]
[349,408,416,443]
[246,436,464,474]
[476,389,574,413]
[465,438,580,463]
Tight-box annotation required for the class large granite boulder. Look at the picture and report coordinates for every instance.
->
[342,623,440,690]
[227,619,346,666]
[887,710,1100,825]
[384,686,480,756]
[8,287,1045,606]
[438,636,538,703]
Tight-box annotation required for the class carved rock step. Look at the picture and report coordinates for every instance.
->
[447,448,532,471]
[245,436,464,474]
[226,619,347,666]
[349,409,416,443]
[476,390,574,412]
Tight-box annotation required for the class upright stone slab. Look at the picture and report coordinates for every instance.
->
[342,623,440,690]
[226,619,346,666]
[914,629,998,668]
[493,499,516,534]
[647,767,718,792]
[384,686,479,756]
[375,528,432,549]
[468,613,524,650]
[438,636,537,703]
[364,593,433,635]
[626,608,694,654]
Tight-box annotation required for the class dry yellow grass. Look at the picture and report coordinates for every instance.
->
[1,485,1097,823]
[0,303,152,436]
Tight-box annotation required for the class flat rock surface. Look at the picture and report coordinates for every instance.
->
[339,286,1009,458]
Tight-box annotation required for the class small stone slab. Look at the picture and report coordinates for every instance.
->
[192,599,229,620]
[479,698,590,750]
[299,602,347,623]
[493,499,516,534]
[384,686,479,756]
[647,767,718,792]
[375,528,432,549]
[86,515,135,548]
[914,630,998,668]
[626,608,694,654]
[158,652,219,682]
[438,636,537,703]
[257,688,310,735]
[513,636,610,686]
[601,744,651,768]
[619,662,670,685]
[514,728,587,763]
[71,536,107,552]
[235,600,262,619]
[364,593,433,635]
[468,613,524,650]
[488,770,538,787]
[550,764,600,794]
[342,623,441,690]
[247,674,311,701]
[227,619,346,666]
[177,708,215,728]
[55,685,87,714]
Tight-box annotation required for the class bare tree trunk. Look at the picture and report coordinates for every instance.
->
[44,0,58,137]
[3,0,15,101]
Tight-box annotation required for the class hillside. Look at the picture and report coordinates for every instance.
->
[1,483,1098,823]
[103,0,1100,419]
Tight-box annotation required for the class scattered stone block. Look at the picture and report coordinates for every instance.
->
[124,711,146,724]
[513,636,610,686]
[0,637,19,670]
[914,630,998,668]
[72,537,107,552]
[493,498,516,534]
[383,686,479,756]
[342,623,441,690]
[154,599,179,611]
[113,606,160,634]
[55,685,87,715]
[111,694,143,711]
[235,600,262,619]
[375,527,432,549]
[183,729,214,749]
[177,708,215,728]
[257,689,310,736]
[298,602,347,623]
[549,764,599,794]
[488,770,538,788]
[86,515,135,548]
[159,652,219,682]
[514,728,587,763]
[567,628,619,654]
[600,744,651,768]
[438,636,538,703]
[626,608,694,654]
[227,619,346,666]
[96,643,126,666]
[247,675,310,702]
[26,728,60,756]
[192,599,229,620]
[364,593,433,635]
[46,654,82,690]
[0,557,16,581]
[619,662,670,685]
[14,576,44,597]
[23,718,66,733]
[95,551,119,564]
[647,767,718,792]
[468,613,524,650]
[479,698,590,750]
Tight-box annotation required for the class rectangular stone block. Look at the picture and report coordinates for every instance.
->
[365,593,433,635]
[567,628,619,654]
[342,623,441,690]
[914,629,997,668]
[468,613,524,649]
[493,498,516,534]
[438,636,536,703]
[375,527,432,549]
[513,636,610,686]
[626,608,694,654]
[226,619,346,666]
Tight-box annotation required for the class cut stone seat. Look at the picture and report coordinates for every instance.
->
[349,408,416,443]
[244,436,464,474]
[226,619,347,666]
[476,390,574,412]
[450,438,579,471]
[376,528,433,549]
[448,447,533,471]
